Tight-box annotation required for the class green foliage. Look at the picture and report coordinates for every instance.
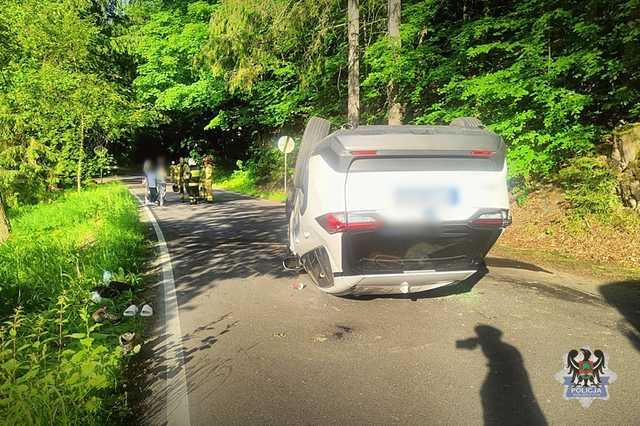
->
[0,183,147,424]
[365,0,640,183]
[215,168,286,202]
[4,0,640,198]
[244,141,287,185]
[558,156,620,215]
[125,0,223,112]
[199,0,640,189]
[88,147,116,182]
[0,0,140,205]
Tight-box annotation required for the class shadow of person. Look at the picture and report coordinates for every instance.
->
[599,280,640,351]
[457,325,547,426]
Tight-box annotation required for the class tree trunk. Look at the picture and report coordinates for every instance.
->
[348,0,360,127]
[387,0,402,125]
[0,192,10,243]
[76,117,84,192]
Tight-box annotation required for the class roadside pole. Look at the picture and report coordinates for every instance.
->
[277,136,295,194]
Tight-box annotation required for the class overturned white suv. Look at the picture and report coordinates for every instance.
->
[286,117,511,295]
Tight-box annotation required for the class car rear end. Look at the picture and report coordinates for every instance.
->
[303,125,510,295]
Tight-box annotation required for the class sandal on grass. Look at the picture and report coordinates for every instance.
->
[140,304,153,317]
[123,304,139,317]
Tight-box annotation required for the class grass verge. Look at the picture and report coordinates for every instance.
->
[214,169,286,202]
[0,183,148,425]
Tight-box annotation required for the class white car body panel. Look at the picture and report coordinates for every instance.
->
[289,124,510,295]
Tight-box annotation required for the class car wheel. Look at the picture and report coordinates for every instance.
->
[450,117,484,129]
[301,116,332,147]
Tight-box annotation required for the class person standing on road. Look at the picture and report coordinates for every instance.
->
[156,157,168,207]
[179,157,188,202]
[202,155,215,203]
[185,158,202,205]
[143,159,158,205]
[170,161,180,194]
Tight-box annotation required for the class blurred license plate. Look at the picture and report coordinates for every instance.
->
[395,187,459,207]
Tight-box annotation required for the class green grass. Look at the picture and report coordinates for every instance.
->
[215,169,286,202]
[0,183,148,425]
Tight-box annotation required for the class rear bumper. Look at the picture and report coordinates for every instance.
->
[328,269,477,295]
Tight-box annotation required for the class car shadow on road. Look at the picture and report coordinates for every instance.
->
[599,280,640,351]
[485,256,551,273]
[456,325,548,426]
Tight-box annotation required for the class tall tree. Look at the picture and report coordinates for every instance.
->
[0,191,9,242]
[387,0,401,125]
[348,0,360,127]
[0,0,135,201]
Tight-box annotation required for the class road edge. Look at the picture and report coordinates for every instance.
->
[130,190,191,426]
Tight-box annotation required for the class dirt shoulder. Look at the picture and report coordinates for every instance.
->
[492,187,640,282]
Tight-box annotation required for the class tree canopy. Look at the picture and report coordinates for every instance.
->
[1,0,639,204]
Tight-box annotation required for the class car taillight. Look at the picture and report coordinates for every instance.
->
[470,150,495,158]
[351,150,378,157]
[471,210,511,227]
[316,212,383,234]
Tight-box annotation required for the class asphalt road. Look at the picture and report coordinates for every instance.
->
[126,179,640,426]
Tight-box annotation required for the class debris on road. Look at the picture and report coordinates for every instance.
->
[273,331,287,338]
[291,282,306,290]
[312,335,328,343]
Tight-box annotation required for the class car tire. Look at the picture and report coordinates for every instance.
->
[295,116,331,217]
[302,116,332,147]
[450,117,484,128]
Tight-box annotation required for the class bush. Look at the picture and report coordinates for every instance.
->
[244,141,285,186]
[558,156,620,216]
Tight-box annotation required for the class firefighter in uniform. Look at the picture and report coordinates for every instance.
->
[185,158,202,204]
[170,161,179,193]
[202,155,215,203]
[179,157,189,202]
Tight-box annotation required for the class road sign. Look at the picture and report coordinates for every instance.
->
[277,136,295,154]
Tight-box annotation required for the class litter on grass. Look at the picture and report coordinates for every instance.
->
[123,304,139,317]
[91,280,133,299]
[119,332,141,354]
[140,304,153,317]
[90,291,102,303]
[91,307,121,324]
